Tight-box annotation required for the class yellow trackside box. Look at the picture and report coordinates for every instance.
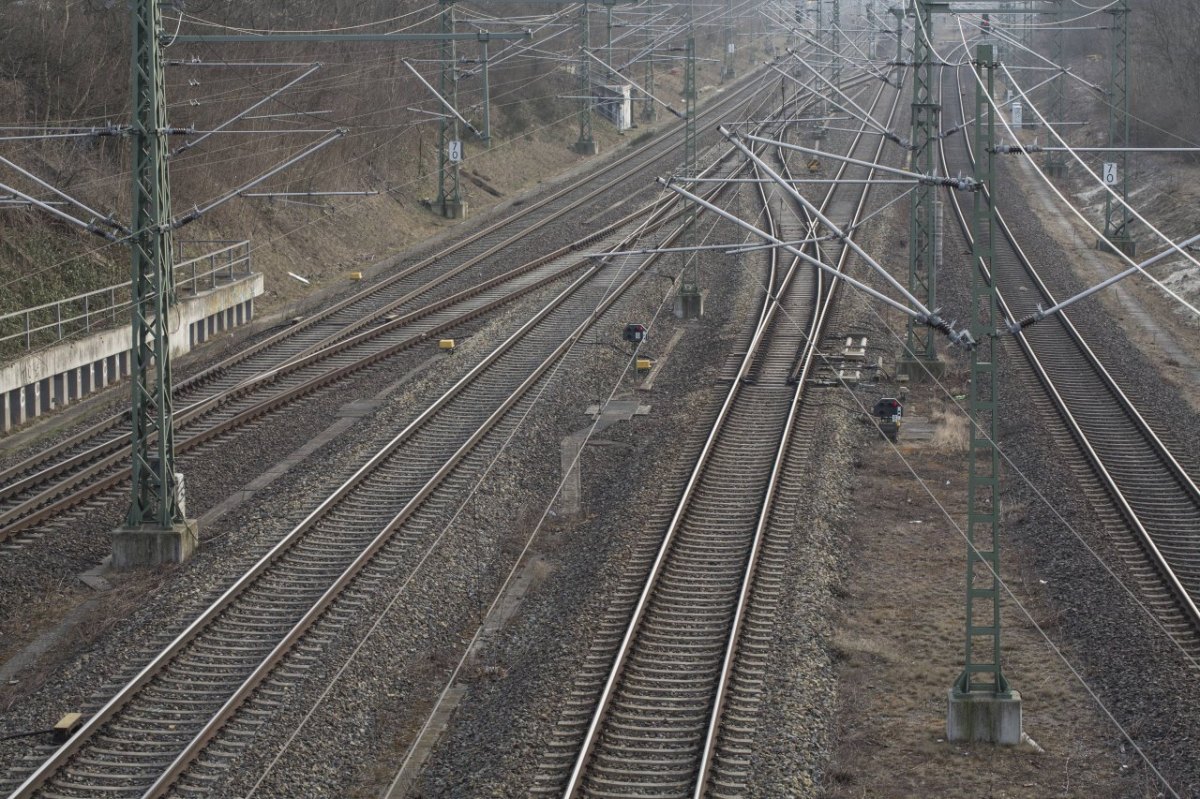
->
[54,713,83,742]
[439,339,456,350]
[636,358,653,372]
[348,271,363,281]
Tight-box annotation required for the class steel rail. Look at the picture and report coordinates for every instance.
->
[560,70,895,799]
[0,65,851,544]
[0,58,786,491]
[940,66,1200,632]
[0,184,712,544]
[143,117,780,796]
[4,67,792,799]
[5,169,705,799]
[696,76,904,798]
[401,62,878,799]
[140,225,702,799]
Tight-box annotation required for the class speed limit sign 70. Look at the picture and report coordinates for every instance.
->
[1102,162,1118,185]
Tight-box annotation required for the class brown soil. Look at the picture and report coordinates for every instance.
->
[822,387,1149,799]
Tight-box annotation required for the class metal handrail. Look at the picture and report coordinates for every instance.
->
[0,241,251,351]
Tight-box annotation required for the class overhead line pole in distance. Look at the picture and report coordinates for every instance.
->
[722,0,736,80]
[1098,0,1134,256]
[675,4,703,319]
[508,0,632,155]
[947,41,1022,745]
[1044,0,1068,177]
[832,0,841,95]
[642,7,657,121]
[889,5,904,84]
[172,23,531,221]
[576,0,598,153]
[867,0,876,58]
[898,0,947,379]
[439,0,466,217]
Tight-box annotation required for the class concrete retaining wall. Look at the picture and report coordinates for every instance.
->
[1,273,264,433]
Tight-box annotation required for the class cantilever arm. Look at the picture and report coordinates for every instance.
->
[657,176,970,346]
[1008,230,1200,334]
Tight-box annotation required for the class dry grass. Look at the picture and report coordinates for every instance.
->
[928,405,970,453]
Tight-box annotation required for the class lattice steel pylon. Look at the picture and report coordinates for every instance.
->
[575,0,598,154]
[1021,0,1034,65]
[866,0,876,59]
[902,0,945,371]
[1100,0,1134,255]
[641,11,656,122]
[675,22,702,319]
[126,0,183,532]
[814,0,825,118]
[1044,0,1068,177]
[895,5,905,65]
[722,0,736,80]
[436,0,466,216]
[831,0,841,92]
[950,45,1017,729]
[684,34,697,184]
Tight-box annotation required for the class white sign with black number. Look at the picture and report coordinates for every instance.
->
[1103,162,1118,185]
[448,139,464,164]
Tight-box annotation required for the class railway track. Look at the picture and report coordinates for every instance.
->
[940,62,1200,652]
[0,190,701,549]
[0,65,822,551]
[531,68,902,798]
[0,164,711,799]
[0,59,832,799]
[0,63,798,546]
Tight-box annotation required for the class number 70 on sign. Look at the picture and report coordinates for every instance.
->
[1103,162,1118,185]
